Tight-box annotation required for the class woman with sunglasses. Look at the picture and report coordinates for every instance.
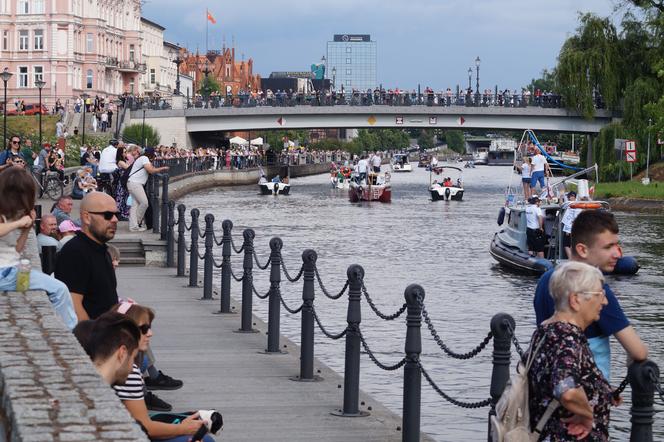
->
[112,300,216,442]
[0,137,26,172]
[0,167,77,330]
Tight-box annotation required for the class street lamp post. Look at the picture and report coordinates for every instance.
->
[475,56,481,105]
[171,50,183,95]
[114,98,122,139]
[141,109,146,149]
[199,60,212,108]
[35,79,46,147]
[332,66,336,91]
[80,92,89,147]
[1,68,12,150]
[467,67,472,104]
[646,118,652,183]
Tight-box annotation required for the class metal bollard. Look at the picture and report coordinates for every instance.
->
[160,173,169,240]
[293,249,319,381]
[219,220,233,313]
[176,204,186,276]
[238,229,256,332]
[151,174,160,233]
[488,313,515,440]
[335,264,367,416]
[629,360,659,441]
[403,284,425,441]
[188,209,200,287]
[166,201,175,267]
[202,214,215,300]
[266,237,283,353]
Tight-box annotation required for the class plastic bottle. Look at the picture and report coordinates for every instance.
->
[16,258,31,292]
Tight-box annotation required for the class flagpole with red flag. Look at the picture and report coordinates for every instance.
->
[206,9,217,53]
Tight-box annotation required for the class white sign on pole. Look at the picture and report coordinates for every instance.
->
[625,140,636,152]
[626,151,637,163]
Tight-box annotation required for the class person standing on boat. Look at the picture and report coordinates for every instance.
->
[371,153,381,173]
[518,157,532,199]
[357,155,369,184]
[530,150,551,197]
[525,196,545,258]
[533,210,648,381]
[561,191,580,258]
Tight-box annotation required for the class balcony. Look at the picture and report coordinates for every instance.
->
[118,60,147,73]
[105,56,119,69]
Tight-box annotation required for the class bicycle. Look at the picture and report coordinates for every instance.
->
[31,168,65,200]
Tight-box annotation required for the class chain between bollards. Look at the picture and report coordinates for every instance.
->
[188,209,200,288]
[219,220,233,313]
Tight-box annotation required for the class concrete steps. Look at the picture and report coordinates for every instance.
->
[109,238,145,266]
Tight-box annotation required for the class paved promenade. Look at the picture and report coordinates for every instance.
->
[116,265,412,442]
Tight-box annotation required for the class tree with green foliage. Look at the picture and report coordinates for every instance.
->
[528,69,557,94]
[444,130,466,154]
[417,130,434,151]
[122,123,160,147]
[198,76,221,98]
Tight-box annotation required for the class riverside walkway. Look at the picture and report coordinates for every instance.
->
[116,263,414,441]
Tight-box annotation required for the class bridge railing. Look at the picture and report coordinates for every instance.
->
[122,91,610,111]
[149,174,661,442]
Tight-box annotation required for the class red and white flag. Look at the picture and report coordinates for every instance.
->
[206,9,217,24]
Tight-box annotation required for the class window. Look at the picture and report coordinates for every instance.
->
[34,29,43,50]
[346,58,351,64]
[86,69,93,89]
[19,30,29,50]
[129,79,134,94]
[86,33,93,52]
[18,0,28,14]
[150,68,155,84]
[18,67,28,88]
[129,44,135,61]
[2,31,7,51]
[33,0,44,13]
[345,80,351,86]
[33,66,43,84]
[346,46,351,53]
[346,69,351,75]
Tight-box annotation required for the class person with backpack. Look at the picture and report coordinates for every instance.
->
[127,147,168,232]
[527,261,621,440]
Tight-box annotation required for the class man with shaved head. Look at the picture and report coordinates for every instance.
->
[55,191,119,321]
[37,214,60,251]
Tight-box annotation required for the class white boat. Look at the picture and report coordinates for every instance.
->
[259,180,291,195]
[391,153,412,172]
[429,166,464,201]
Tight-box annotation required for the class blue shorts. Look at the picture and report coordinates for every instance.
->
[530,171,545,188]
[521,177,530,184]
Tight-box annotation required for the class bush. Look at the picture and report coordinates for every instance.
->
[122,123,160,147]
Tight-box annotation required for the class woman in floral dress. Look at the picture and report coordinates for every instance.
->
[527,261,621,441]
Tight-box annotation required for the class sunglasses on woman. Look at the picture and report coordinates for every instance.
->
[138,323,152,335]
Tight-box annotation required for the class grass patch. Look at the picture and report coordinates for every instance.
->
[5,115,59,142]
[595,180,664,200]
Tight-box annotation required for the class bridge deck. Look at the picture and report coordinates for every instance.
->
[116,265,418,441]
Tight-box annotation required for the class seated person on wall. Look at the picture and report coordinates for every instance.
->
[37,214,61,251]
[51,196,81,227]
[110,300,216,442]
[0,168,77,330]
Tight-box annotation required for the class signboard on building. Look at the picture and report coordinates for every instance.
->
[395,116,403,125]
[429,116,437,125]
[333,34,371,42]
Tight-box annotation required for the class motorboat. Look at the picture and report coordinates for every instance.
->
[417,153,430,168]
[429,166,464,201]
[349,172,392,203]
[258,164,290,195]
[391,153,412,172]
[489,130,639,275]
[464,161,476,169]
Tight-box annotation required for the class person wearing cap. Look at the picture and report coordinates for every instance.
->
[58,219,80,249]
[560,191,580,258]
[127,147,169,232]
[526,195,545,258]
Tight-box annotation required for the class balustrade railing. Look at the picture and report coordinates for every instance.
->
[150,174,660,442]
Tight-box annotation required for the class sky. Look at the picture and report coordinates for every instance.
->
[143,0,623,91]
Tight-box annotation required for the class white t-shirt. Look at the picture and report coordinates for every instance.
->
[371,155,381,167]
[357,159,368,173]
[525,204,542,229]
[128,155,150,185]
[521,163,531,179]
[98,146,117,173]
[562,208,581,234]
[531,154,547,173]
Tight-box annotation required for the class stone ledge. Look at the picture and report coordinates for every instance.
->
[0,291,148,441]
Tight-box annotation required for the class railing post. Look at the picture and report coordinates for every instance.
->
[293,249,319,381]
[629,360,659,441]
[151,174,160,234]
[266,237,282,353]
[238,229,256,333]
[160,173,170,240]
[176,204,186,276]
[403,284,425,442]
[188,208,200,287]
[202,214,215,300]
[488,313,514,441]
[219,219,233,313]
[166,201,175,267]
[336,264,367,416]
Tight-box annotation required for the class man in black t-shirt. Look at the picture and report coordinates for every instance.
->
[56,192,119,320]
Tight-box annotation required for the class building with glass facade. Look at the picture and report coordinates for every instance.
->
[326,34,376,92]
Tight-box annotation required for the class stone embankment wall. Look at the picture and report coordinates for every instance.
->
[168,163,329,200]
[0,290,148,441]
[607,197,664,213]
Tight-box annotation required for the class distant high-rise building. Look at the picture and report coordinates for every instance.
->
[326,34,376,92]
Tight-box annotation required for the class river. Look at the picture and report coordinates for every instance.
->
[180,165,664,441]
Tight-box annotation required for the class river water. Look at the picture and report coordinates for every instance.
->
[180,165,664,441]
